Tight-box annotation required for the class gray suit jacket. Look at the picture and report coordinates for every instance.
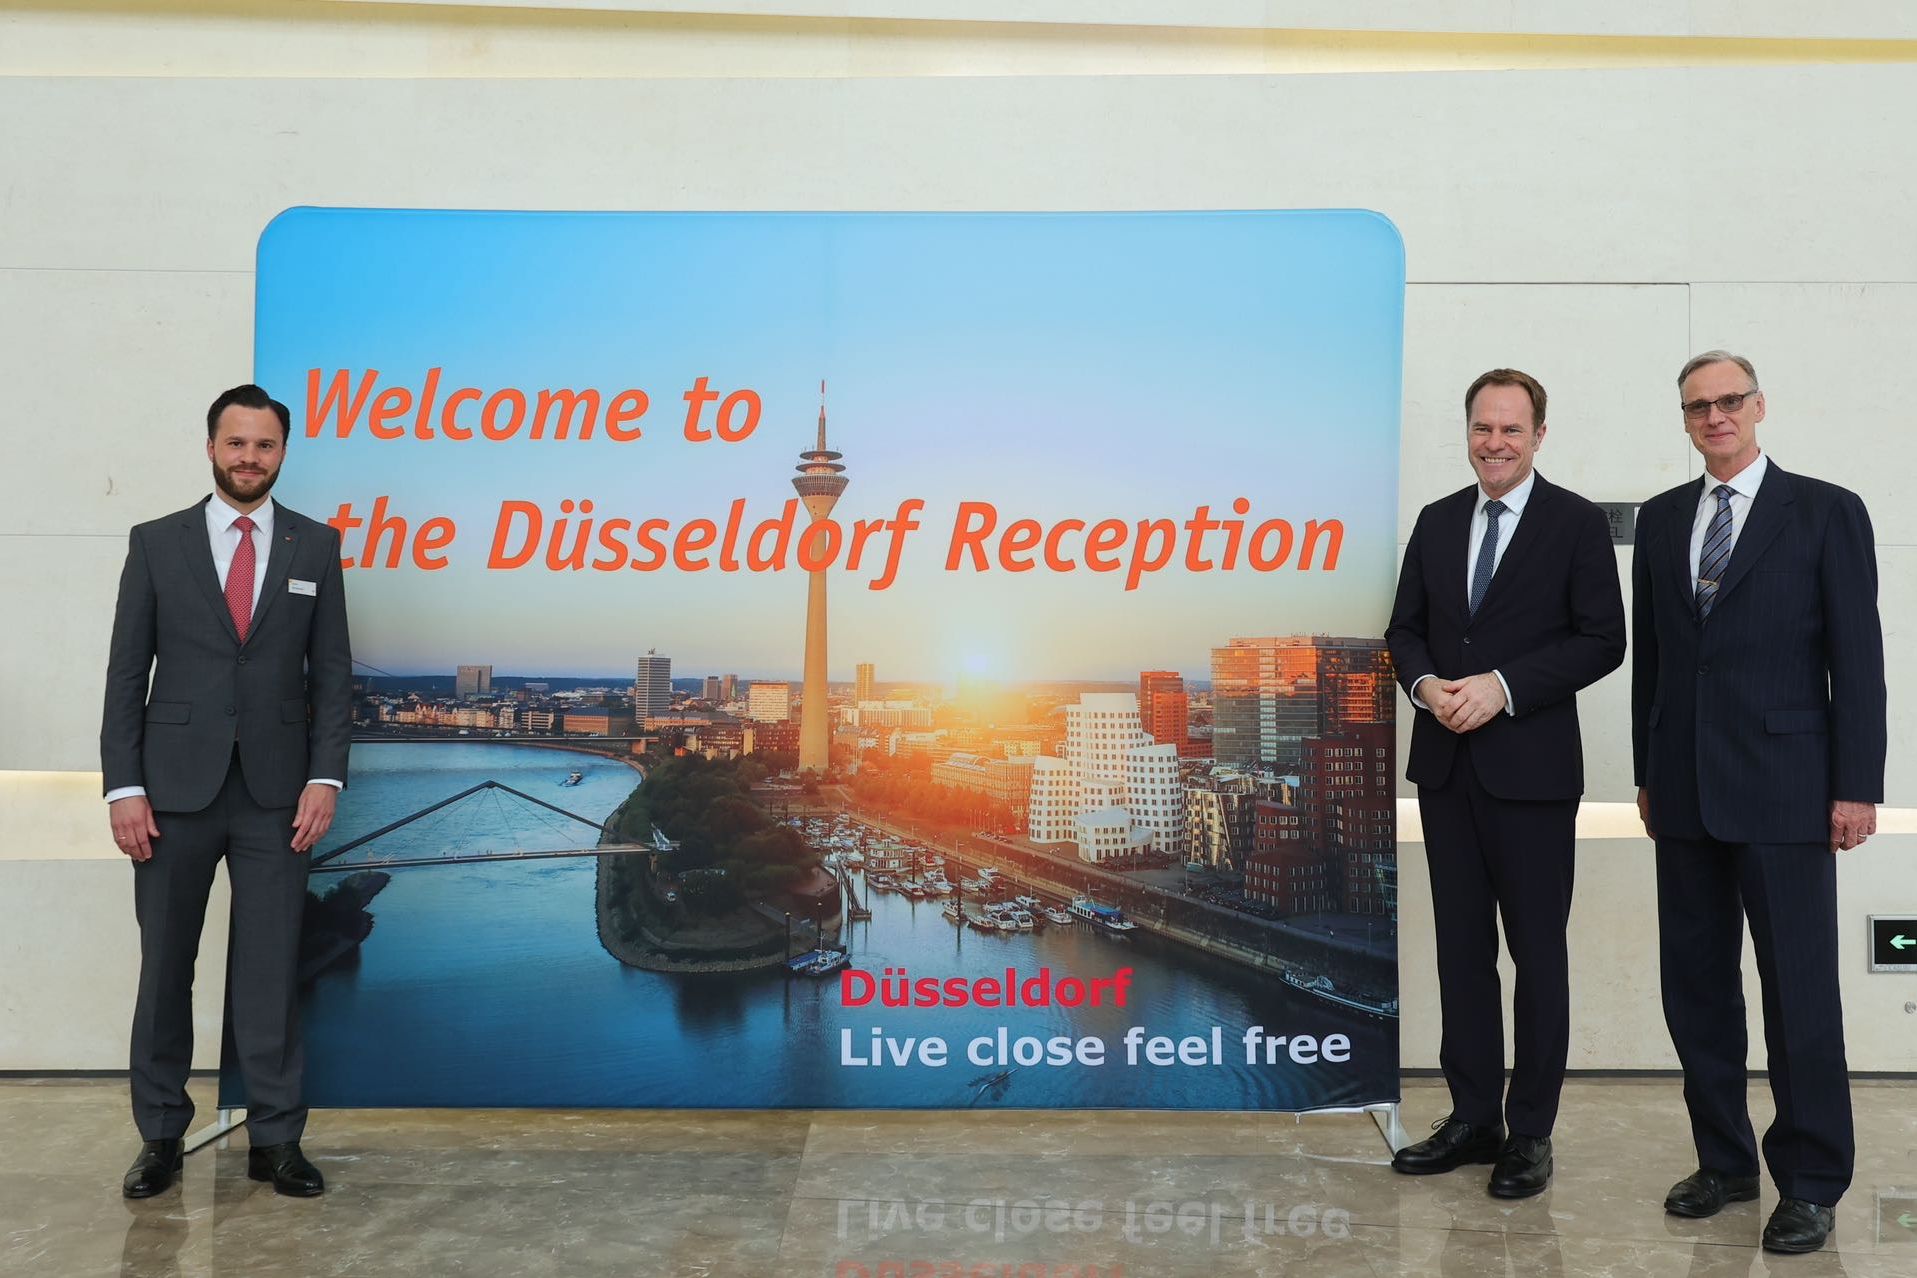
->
[101,497,353,812]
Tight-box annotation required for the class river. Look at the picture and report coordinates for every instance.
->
[294,741,1397,1110]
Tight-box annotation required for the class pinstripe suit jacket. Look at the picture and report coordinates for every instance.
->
[1631,461,1885,844]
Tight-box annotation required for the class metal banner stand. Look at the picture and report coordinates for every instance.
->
[184,1108,243,1155]
[1289,1101,1404,1155]
[1368,1101,1406,1152]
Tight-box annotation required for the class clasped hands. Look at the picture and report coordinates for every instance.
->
[1422,672,1507,734]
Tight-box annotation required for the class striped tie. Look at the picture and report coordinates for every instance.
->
[1695,485,1734,619]
[1469,499,1506,617]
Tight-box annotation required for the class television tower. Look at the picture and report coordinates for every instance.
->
[793,381,847,773]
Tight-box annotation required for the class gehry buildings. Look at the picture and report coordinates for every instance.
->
[1028,692,1184,863]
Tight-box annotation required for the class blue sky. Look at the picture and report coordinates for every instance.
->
[258,209,1403,682]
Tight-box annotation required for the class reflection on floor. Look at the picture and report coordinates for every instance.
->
[3,1077,1913,1276]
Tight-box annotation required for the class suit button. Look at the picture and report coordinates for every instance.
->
[238,656,249,665]
[224,706,235,716]
[1463,637,1473,646]
[1697,664,1709,674]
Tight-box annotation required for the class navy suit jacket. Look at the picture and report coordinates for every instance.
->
[1387,472,1626,801]
[1631,461,1885,845]
[100,497,353,812]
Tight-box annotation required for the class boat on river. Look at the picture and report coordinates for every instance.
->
[1281,970,1400,1018]
[1069,897,1137,935]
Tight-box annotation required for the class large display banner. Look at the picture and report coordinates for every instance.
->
[225,208,1404,1111]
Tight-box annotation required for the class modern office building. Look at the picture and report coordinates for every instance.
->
[1138,670,1189,750]
[634,650,672,718]
[746,681,792,723]
[1209,636,1392,768]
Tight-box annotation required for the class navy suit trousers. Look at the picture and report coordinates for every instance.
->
[1418,737,1578,1137]
[1655,835,1853,1205]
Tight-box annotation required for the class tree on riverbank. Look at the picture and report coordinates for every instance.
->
[606,755,812,913]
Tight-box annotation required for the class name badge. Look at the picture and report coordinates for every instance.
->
[289,579,317,596]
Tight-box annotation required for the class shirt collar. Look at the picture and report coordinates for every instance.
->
[206,493,274,540]
[1477,469,1537,517]
[1707,451,1768,501]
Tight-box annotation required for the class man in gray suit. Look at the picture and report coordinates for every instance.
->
[103,384,352,1198]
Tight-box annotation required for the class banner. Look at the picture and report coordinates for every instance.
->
[225,208,1404,1110]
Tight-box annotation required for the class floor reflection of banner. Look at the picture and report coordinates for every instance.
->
[223,208,1405,1111]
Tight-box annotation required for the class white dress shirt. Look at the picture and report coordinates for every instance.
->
[1410,470,1532,716]
[1688,451,1769,584]
[106,495,342,805]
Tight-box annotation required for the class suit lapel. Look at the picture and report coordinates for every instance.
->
[1666,477,1704,622]
[1437,486,1476,613]
[246,501,299,644]
[1711,461,1794,609]
[179,499,241,645]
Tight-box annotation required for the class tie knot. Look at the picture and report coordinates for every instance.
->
[1484,499,1507,518]
[233,515,256,533]
[1713,484,1734,503]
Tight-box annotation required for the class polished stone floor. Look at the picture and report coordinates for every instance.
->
[3,1077,1914,1276]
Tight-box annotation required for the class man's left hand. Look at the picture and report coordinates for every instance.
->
[291,784,339,854]
[1437,673,1508,733]
[1830,799,1877,853]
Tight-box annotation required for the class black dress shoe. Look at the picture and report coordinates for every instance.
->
[1762,1198,1834,1254]
[1391,1116,1506,1175]
[1487,1134,1553,1198]
[247,1141,325,1197]
[1664,1167,1760,1218]
[122,1138,184,1199]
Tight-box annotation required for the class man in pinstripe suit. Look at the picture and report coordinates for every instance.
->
[1632,351,1885,1254]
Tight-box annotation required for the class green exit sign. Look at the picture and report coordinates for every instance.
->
[1869,916,1917,973]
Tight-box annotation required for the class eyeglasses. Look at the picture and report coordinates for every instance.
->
[1681,390,1760,419]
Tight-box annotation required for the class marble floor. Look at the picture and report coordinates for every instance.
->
[3,1077,1914,1277]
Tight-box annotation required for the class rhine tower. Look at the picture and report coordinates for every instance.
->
[792,384,847,773]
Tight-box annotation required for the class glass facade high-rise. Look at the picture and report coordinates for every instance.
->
[855,662,875,704]
[1208,637,1392,769]
[634,650,672,719]
[455,664,492,700]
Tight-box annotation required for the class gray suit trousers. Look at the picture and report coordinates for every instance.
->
[130,753,308,1144]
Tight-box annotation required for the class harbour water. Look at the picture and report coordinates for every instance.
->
[295,742,1396,1110]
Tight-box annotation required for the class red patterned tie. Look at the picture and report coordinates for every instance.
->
[227,515,257,641]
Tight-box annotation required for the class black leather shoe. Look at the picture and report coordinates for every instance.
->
[1487,1134,1553,1198]
[247,1141,325,1197]
[1391,1116,1506,1175]
[122,1138,184,1199]
[1664,1167,1760,1218]
[1762,1198,1834,1254]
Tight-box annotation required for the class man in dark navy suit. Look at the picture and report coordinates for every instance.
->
[1386,369,1626,1197]
[1633,351,1884,1254]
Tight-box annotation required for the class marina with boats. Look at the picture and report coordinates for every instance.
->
[791,810,1396,1021]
